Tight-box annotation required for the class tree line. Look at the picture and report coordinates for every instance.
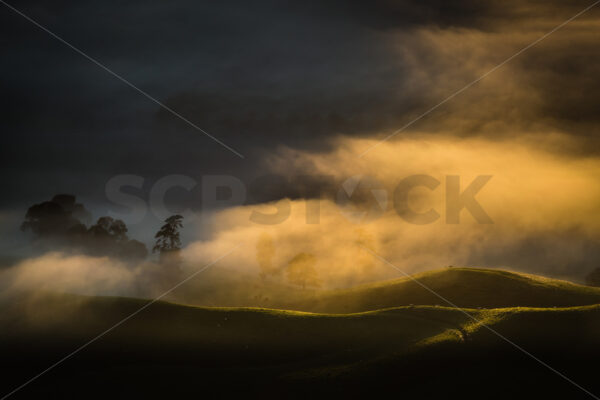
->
[21,194,183,263]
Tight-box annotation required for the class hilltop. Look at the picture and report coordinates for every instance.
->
[2,268,600,399]
[290,267,600,313]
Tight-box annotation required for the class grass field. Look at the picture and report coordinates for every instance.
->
[289,267,600,312]
[2,267,600,399]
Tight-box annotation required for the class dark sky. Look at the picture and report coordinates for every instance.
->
[2,0,599,209]
[1,0,600,280]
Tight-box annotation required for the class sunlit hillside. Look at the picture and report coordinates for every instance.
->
[289,267,600,313]
[3,268,600,398]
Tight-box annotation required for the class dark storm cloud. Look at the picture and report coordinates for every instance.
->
[150,0,600,153]
[521,34,600,135]
[1,0,600,213]
[0,0,488,209]
[2,0,600,285]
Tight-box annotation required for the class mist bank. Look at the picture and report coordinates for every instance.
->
[2,135,599,300]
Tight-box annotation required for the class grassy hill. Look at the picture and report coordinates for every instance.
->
[0,293,471,366]
[289,267,600,313]
[1,293,473,398]
[2,268,600,399]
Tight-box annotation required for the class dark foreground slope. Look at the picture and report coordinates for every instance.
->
[1,292,600,399]
[292,267,600,313]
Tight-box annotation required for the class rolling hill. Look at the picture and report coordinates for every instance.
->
[290,267,600,313]
[2,267,600,399]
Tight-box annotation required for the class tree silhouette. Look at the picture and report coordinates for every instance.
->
[153,215,184,264]
[21,195,147,261]
[21,194,90,237]
[89,217,127,240]
[286,252,321,289]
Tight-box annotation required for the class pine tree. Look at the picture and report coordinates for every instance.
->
[153,215,183,264]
